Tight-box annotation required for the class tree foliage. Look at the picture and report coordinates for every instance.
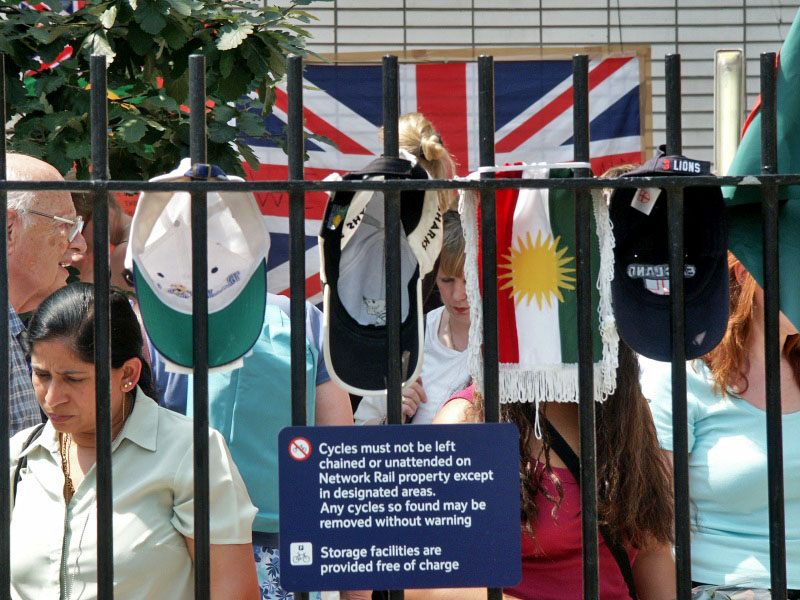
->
[0,0,330,179]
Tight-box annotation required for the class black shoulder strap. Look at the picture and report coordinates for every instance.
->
[541,418,639,600]
[13,423,45,502]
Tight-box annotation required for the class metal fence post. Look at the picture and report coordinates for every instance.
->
[665,53,691,600]
[759,51,787,600]
[188,53,211,600]
[382,55,403,434]
[477,54,503,600]
[478,55,499,428]
[572,54,599,600]
[382,54,405,600]
[288,56,308,429]
[287,54,310,600]
[89,54,114,600]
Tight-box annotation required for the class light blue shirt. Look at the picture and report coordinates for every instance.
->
[642,358,800,588]
[149,294,329,414]
[150,294,327,534]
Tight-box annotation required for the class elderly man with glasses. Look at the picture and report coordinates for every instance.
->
[6,153,87,434]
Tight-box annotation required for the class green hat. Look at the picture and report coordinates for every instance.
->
[723,8,800,330]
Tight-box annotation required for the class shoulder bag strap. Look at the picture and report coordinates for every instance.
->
[13,423,46,502]
[540,417,639,600]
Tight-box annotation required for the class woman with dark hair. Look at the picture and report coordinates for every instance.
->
[643,254,800,594]
[10,283,259,600]
[406,340,676,599]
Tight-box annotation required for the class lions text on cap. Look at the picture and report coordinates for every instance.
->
[660,158,702,174]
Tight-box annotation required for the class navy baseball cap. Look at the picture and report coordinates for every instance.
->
[609,145,729,361]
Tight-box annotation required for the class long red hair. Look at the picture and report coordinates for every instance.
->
[703,253,800,393]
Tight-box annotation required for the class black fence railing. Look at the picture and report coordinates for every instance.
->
[0,48,791,600]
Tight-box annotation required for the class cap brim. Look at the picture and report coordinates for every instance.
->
[135,260,267,368]
[611,254,730,361]
[323,280,424,396]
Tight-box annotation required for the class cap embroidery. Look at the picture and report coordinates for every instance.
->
[420,210,443,250]
[363,297,386,326]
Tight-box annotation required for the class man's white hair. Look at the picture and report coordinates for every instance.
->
[7,191,36,228]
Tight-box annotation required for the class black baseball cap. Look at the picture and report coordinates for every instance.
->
[609,145,729,361]
[319,154,443,395]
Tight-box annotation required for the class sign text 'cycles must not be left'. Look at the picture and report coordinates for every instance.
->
[279,423,521,591]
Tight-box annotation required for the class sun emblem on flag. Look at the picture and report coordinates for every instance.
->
[498,231,576,309]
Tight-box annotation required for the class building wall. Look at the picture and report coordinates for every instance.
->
[300,1,796,167]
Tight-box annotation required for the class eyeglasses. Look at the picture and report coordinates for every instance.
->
[26,209,85,242]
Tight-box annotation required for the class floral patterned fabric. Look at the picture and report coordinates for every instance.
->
[253,543,322,600]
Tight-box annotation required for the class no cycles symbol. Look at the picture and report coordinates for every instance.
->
[289,437,312,461]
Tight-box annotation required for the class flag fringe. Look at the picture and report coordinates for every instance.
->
[459,176,619,412]
[496,363,615,404]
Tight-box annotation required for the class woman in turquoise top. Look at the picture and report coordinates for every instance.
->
[642,254,800,594]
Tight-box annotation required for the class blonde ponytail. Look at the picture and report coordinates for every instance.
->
[381,112,458,211]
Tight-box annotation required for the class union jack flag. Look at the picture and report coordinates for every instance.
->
[244,55,644,304]
[23,0,86,75]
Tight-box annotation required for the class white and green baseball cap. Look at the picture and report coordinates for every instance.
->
[125,160,269,370]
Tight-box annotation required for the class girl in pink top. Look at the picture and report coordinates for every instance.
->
[405,342,675,600]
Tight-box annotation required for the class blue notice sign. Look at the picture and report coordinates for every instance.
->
[278,424,521,591]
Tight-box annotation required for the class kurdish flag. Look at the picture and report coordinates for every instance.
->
[724,7,800,329]
[460,168,618,407]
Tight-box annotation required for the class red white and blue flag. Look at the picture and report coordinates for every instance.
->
[245,56,643,304]
[239,56,643,304]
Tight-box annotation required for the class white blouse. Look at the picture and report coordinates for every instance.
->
[10,389,256,600]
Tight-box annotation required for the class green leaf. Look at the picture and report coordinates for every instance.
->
[30,25,69,44]
[164,70,189,104]
[117,117,147,143]
[216,67,251,102]
[289,10,315,23]
[208,121,237,144]
[145,94,180,111]
[212,104,236,122]
[63,117,85,133]
[267,50,286,79]
[40,111,72,132]
[33,74,65,96]
[160,20,190,50]
[259,84,276,111]
[100,6,118,29]
[241,38,270,77]
[306,131,335,150]
[2,0,320,179]
[219,51,234,79]
[65,140,91,159]
[235,139,261,171]
[44,150,75,176]
[137,6,166,35]
[236,109,264,137]
[127,23,154,55]
[165,0,196,17]
[216,23,253,51]
[142,117,166,132]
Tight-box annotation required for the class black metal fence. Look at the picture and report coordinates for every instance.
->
[0,49,794,600]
